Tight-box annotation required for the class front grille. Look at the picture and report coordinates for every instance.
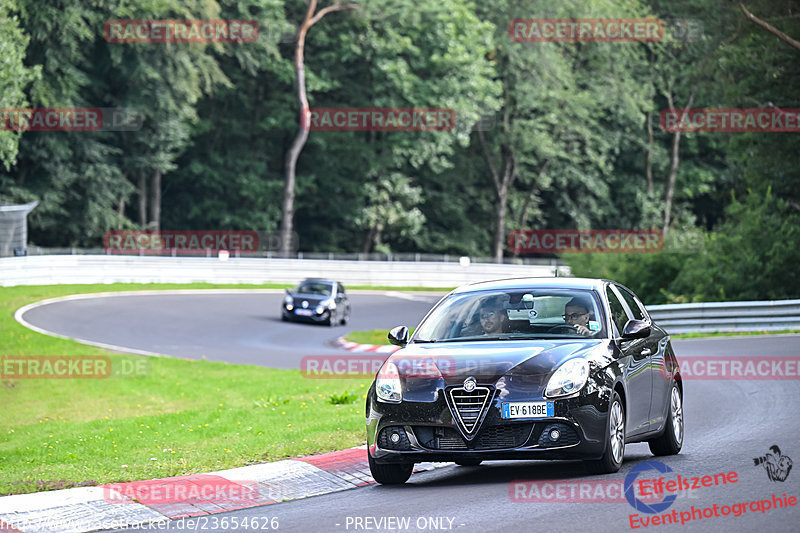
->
[448,386,492,434]
[414,424,534,450]
[476,424,534,449]
[436,428,468,450]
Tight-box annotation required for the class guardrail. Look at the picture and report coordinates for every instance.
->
[2,256,796,333]
[20,245,562,266]
[647,300,800,333]
[0,255,567,288]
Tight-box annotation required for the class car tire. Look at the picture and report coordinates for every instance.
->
[648,384,683,456]
[368,453,413,485]
[454,459,482,467]
[584,391,625,475]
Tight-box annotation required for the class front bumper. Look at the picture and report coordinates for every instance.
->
[282,306,331,323]
[367,383,611,464]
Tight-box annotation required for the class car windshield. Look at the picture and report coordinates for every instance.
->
[295,281,333,296]
[413,288,607,342]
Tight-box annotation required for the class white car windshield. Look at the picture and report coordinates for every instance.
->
[413,289,608,342]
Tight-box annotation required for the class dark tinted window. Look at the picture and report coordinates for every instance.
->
[617,287,646,321]
[606,287,630,336]
[295,281,333,296]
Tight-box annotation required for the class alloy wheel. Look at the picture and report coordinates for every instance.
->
[671,387,683,445]
[609,400,625,464]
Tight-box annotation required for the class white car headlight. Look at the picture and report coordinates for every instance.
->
[321,298,335,308]
[284,295,293,305]
[376,362,402,403]
[545,358,589,398]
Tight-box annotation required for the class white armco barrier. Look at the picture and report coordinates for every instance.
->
[646,299,800,333]
[0,255,566,288]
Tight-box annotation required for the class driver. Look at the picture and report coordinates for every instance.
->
[564,297,595,337]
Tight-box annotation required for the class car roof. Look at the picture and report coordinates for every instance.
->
[451,277,608,294]
[299,278,337,284]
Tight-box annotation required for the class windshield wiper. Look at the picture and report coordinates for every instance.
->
[413,339,437,343]
[439,335,511,342]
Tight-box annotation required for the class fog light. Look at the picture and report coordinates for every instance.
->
[549,429,561,440]
[286,305,294,311]
[390,433,401,444]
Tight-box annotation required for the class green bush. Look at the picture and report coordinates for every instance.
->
[565,189,800,304]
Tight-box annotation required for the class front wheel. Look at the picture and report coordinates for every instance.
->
[368,453,413,485]
[584,392,625,474]
[648,385,683,456]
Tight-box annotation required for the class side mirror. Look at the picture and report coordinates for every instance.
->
[621,319,651,340]
[388,326,409,347]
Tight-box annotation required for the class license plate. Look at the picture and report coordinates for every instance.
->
[295,309,313,316]
[502,401,553,419]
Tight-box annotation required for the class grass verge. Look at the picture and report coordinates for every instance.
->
[0,283,400,496]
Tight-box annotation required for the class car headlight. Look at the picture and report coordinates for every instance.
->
[545,358,589,398]
[376,362,402,403]
[321,298,335,308]
[284,295,293,306]
[315,305,325,314]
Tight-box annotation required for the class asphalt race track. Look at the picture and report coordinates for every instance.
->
[19,291,443,368]
[18,292,800,532]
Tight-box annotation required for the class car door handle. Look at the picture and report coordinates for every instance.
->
[641,348,652,356]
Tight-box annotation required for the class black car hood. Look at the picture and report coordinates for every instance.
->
[386,339,614,401]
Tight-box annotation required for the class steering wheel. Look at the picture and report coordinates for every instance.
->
[547,324,578,334]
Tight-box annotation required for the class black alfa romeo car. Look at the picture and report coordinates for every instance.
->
[366,277,683,484]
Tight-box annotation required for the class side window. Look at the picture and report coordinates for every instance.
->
[605,287,630,336]
[617,287,646,321]
[337,283,345,296]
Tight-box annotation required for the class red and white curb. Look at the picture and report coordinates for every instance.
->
[0,447,450,533]
[334,337,400,354]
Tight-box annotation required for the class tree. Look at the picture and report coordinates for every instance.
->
[280,0,359,256]
[0,0,39,170]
